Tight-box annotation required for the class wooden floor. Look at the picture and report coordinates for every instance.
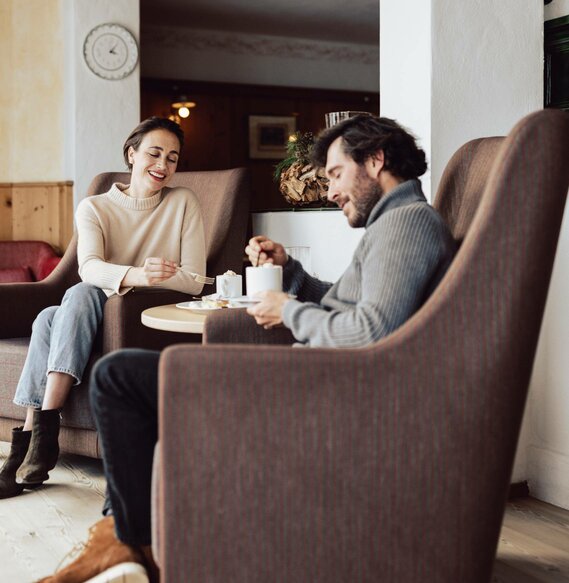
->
[0,442,106,582]
[1,441,568,582]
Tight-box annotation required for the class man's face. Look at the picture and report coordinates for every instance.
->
[325,137,383,228]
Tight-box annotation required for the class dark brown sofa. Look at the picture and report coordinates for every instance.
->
[154,110,569,582]
[0,168,250,457]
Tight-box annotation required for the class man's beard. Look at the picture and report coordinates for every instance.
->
[348,171,383,228]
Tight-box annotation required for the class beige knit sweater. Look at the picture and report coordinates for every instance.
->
[76,183,206,297]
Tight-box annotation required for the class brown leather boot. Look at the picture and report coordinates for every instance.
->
[36,516,152,583]
[16,408,60,486]
[0,427,32,499]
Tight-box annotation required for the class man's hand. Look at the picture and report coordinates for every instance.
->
[247,290,291,329]
[122,257,178,287]
[245,236,288,267]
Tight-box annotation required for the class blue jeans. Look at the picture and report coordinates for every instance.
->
[13,282,108,409]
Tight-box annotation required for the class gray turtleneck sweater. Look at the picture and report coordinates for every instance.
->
[281,179,456,348]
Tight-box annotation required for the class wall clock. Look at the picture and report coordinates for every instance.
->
[83,23,139,80]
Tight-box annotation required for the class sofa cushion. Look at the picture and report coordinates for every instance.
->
[37,256,62,281]
[0,266,34,283]
[0,338,98,430]
[0,241,61,281]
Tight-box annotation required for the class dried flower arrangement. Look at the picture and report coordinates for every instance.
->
[273,132,330,207]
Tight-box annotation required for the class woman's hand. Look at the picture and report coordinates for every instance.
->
[245,236,288,267]
[122,257,178,287]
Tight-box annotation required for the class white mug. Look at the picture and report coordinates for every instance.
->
[216,273,242,298]
[246,265,283,296]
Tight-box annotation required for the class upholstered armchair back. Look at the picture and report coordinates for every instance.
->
[156,110,569,583]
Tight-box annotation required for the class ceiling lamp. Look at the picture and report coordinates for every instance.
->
[171,97,196,119]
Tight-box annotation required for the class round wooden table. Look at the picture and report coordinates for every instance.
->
[141,304,208,334]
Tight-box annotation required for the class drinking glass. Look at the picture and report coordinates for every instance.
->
[325,111,372,128]
[285,246,312,275]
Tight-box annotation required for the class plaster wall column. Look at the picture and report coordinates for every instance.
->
[380,0,543,485]
[380,0,542,201]
[64,0,140,204]
[525,1,569,510]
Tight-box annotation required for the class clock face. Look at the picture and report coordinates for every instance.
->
[83,23,139,80]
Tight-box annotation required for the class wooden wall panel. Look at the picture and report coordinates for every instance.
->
[0,182,73,253]
[0,185,12,240]
[141,78,380,212]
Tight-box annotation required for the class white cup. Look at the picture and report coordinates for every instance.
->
[246,265,283,296]
[216,273,242,298]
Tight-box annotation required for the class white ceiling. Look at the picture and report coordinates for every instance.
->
[140,0,379,45]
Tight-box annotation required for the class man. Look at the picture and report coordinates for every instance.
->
[38,116,456,582]
[246,115,456,346]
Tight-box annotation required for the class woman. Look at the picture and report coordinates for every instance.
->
[0,117,206,499]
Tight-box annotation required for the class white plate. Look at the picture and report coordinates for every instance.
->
[176,301,223,314]
[228,295,262,304]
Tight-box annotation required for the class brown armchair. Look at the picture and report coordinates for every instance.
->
[0,168,250,457]
[155,110,569,583]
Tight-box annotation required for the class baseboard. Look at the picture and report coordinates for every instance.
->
[508,481,530,499]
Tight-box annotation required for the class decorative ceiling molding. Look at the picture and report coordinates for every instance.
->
[143,26,378,65]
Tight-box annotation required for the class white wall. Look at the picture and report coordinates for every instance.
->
[523,1,569,509]
[380,0,432,198]
[252,211,364,282]
[527,208,569,508]
[431,1,543,197]
[142,26,379,93]
[545,0,569,21]
[380,0,545,487]
[381,0,542,203]
[64,0,140,204]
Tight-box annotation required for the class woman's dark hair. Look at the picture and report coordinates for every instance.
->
[311,115,427,180]
[123,117,185,171]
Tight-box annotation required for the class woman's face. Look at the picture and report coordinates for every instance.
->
[128,128,180,195]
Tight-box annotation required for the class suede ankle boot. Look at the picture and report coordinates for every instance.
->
[16,409,60,486]
[0,427,32,499]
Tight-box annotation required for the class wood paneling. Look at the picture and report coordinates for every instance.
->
[0,182,74,253]
[141,78,380,212]
[0,184,12,240]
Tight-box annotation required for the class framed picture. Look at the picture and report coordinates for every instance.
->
[248,115,297,159]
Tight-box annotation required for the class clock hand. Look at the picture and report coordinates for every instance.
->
[109,44,117,55]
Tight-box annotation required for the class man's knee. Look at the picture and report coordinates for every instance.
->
[90,349,160,408]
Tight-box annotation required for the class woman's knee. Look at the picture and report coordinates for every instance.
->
[63,282,105,305]
[32,305,58,332]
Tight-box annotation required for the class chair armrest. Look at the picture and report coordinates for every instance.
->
[203,308,295,345]
[157,336,510,583]
[157,342,394,582]
[0,240,80,339]
[102,288,196,353]
[0,280,68,339]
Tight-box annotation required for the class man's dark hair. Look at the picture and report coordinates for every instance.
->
[123,117,185,171]
[311,115,427,180]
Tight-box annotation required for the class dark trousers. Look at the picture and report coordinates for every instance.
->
[90,348,161,546]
